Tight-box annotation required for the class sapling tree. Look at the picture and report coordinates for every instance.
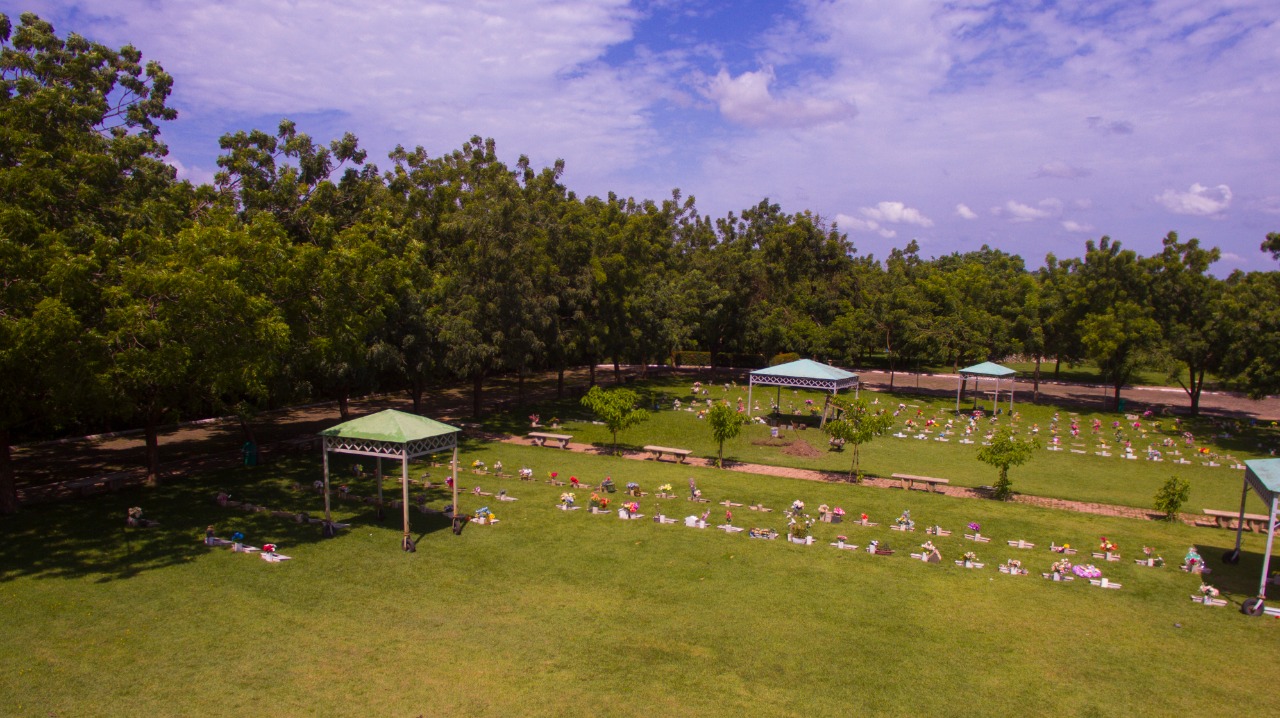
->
[976,426,1040,500]
[823,397,894,482]
[580,386,648,455]
[707,402,745,468]
[1153,475,1191,521]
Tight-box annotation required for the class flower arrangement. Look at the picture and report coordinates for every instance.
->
[818,503,830,516]
[832,507,845,517]
[1099,536,1118,553]
[860,513,869,522]
[895,510,914,529]
[1004,559,1022,570]
[263,543,277,554]
[493,461,503,473]
[1051,558,1073,574]
[549,417,560,426]
[921,540,937,553]
[790,500,805,514]
[967,522,981,533]
[658,484,672,493]
[559,492,575,506]
[623,501,639,515]
[693,488,703,498]
[570,476,581,487]
[963,551,979,564]
[549,471,558,480]
[519,467,533,479]
[749,527,778,539]
[471,459,485,469]
[589,492,602,508]
[1198,583,1220,598]
[836,535,849,543]
[529,414,540,425]
[473,507,495,521]
[1073,564,1102,579]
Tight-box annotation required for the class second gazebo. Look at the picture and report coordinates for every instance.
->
[746,358,860,427]
[955,361,1018,414]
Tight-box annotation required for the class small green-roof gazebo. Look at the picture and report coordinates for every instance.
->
[1227,459,1280,616]
[746,359,860,427]
[319,409,460,550]
[956,361,1018,414]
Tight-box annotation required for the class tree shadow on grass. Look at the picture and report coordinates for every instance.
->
[0,456,456,583]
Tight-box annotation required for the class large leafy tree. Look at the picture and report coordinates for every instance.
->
[1145,231,1222,415]
[1217,270,1280,398]
[102,212,291,482]
[1070,237,1157,409]
[0,12,176,510]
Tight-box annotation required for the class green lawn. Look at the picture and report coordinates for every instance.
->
[495,378,1279,515]
[2,445,1278,716]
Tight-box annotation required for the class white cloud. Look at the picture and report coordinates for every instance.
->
[994,198,1063,222]
[835,212,896,238]
[1061,220,1094,233]
[702,67,856,128]
[1034,161,1091,179]
[1154,183,1232,216]
[955,203,978,220]
[860,201,934,227]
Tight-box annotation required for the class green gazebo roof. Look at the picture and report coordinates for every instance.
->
[959,361,1017,378]
[751,359,858,382]
[319,409,460,444]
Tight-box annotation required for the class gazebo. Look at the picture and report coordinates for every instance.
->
[319,409,460,551]
[746,359,860,427]
[956,361,1018,414]
[1226,459,1280,616]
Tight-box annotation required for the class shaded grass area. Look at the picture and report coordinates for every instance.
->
[498,377,1279,514]
[2,444,1278,716]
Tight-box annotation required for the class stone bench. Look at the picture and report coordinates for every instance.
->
[643,445,692,463]
[890,473,949,493]
[528,432,572,449]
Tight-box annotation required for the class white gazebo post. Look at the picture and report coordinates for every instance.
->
[401,445,411,547]
[451,443,460,532]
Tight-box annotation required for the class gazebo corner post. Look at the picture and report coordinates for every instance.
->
[746,379,753,419]
[1259,497,1278,601]
[451,444,459,532]
[401,447,411,546]
[1232,478,1251,556]
[321,438,332,525]
[955,375,963,414]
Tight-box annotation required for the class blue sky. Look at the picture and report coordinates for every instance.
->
[10,0,1280,272]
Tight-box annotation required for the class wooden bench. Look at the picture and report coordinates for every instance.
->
[1203,508,1273,532]
[643,445,692,463]
[528,432,572,449]
[891,473,949,493]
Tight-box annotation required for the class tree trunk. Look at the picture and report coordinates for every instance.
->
[472,373,484,418]
[613,356,621,385]
[1113,384,1123,412]
[556,366,565,399]
[337,386,350,419]
[144,411,161,487]
[1053,356,1061,380]
[410,380,424,414]
[589,359,596,388]
[0,427,17,515]
[1186,365,1204,417]
[1032,355,1042,403]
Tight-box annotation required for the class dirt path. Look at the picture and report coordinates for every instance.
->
[10,364,1275,530]
[493,434,1196,526]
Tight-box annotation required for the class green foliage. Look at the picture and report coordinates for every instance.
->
[824,397,894,480]
[1153,475,1192,521]
[769,352,800,366]
[580,386,649,454]
[707,403,745,467]
[976,426,1040,500]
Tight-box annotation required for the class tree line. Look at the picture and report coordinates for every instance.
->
[3,12,1279,512]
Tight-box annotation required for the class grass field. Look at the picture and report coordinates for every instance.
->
[2,442,1278,717]
[489,378,1279,515]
